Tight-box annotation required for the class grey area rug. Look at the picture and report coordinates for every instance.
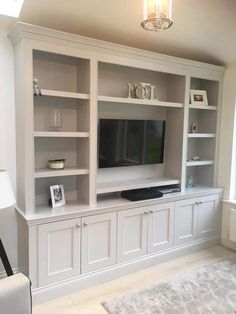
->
[102,259,236,314]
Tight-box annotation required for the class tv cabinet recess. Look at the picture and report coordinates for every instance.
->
[97,178,180,194]
[9,22,224,304]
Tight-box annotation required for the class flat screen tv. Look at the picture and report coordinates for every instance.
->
[99,119,166,168]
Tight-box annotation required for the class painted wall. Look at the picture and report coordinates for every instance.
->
[218,62,236,249]
[0,32,17,274]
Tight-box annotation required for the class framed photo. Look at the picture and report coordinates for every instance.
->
[190,90,208,106]
[50,185,65,208]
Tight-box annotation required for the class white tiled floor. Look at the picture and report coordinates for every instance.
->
[33,245,236,314]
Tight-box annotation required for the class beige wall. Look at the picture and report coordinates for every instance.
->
[0,32,17,273]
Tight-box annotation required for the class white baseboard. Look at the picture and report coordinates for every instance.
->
[221,237,236,251]
[32,237,220,305]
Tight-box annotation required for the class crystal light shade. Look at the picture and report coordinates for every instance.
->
[141,0,173,32]
[0,170,15,209]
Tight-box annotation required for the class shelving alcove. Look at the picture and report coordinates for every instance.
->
[9,22,224,304]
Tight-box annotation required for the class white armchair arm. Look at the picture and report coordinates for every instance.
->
[0,273,32,314]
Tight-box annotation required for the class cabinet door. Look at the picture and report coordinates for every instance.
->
[81,212,117,273]
[117,207,148,263]
[38,218,81,286]
[148,202,174,254]
[197,194,220,239]
[175,198,198,246]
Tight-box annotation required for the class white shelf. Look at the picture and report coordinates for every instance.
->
[97,177,180,195]
[40,89,90,100]
[98,96,183,108]
[189,104,217,110]
[186,160,214,167]
[34,168,89,178]
[34,131,89,138]
[188,133,215,138]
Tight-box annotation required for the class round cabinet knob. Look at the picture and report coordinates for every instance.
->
[195,202,199,205]
[150,210,154,214]
[83,222,88,227]
[199,201,203,204]
[144,211,149,215]
[76,224,80,228]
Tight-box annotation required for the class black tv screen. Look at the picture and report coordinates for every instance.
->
[99,119,165,168]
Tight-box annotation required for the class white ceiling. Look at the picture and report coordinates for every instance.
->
[1,0,236,65]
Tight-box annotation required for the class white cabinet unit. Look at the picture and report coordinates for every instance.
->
[38,218,81,286]
[197,194,220,239]
[148,202,174,254]
[117,207,148,262]
[81,212,117,273]
[175,198,198,245]
[118,202,175,262]
[175,194,220,246]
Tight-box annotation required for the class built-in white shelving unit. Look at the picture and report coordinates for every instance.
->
[185,77,220,187]
[9,23,223,216]
[9,22,224,303]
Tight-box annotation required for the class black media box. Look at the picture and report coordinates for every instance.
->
[121,187,163,202]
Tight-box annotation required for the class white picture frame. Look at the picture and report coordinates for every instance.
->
[50,184,65,208]
[190,89,208,106]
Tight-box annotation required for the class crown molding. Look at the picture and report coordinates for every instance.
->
[8,22,225,75]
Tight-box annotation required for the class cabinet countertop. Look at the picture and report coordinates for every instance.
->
[16,186,223,226]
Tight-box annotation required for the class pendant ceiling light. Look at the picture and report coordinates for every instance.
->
[141,0,173,32]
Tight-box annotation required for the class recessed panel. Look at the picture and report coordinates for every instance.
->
[153,209,170,245]
[88,220,110,263]
[48,228,73,275]
[123,215,142,254]
[177,205,194,238]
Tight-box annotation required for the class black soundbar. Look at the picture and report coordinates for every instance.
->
[121,187,163,202]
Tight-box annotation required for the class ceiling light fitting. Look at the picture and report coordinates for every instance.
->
[141,0,173,32]
[0,0,24,18]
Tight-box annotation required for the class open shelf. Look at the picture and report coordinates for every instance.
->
[34,201,90,217]
[40,89,89,100]
[34,131,89,138]
[98,96,183,108]
[33,50,90,94]
[97,177,180,195]
[35,175,90,207]
[34,168,89,178]
[189,104,217,110]
[186,160,214,167]
[188,133,215,138]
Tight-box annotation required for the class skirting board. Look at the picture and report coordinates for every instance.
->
[32,237,220,305]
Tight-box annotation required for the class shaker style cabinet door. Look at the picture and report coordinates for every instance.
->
[38,218,81,286]
[117,207,148,263]
[197,194,220,239]
[148,202,174,254]
[81,212,117,273]
[174,198,198,246]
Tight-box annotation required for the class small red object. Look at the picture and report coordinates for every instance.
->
[190,122,197,133]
